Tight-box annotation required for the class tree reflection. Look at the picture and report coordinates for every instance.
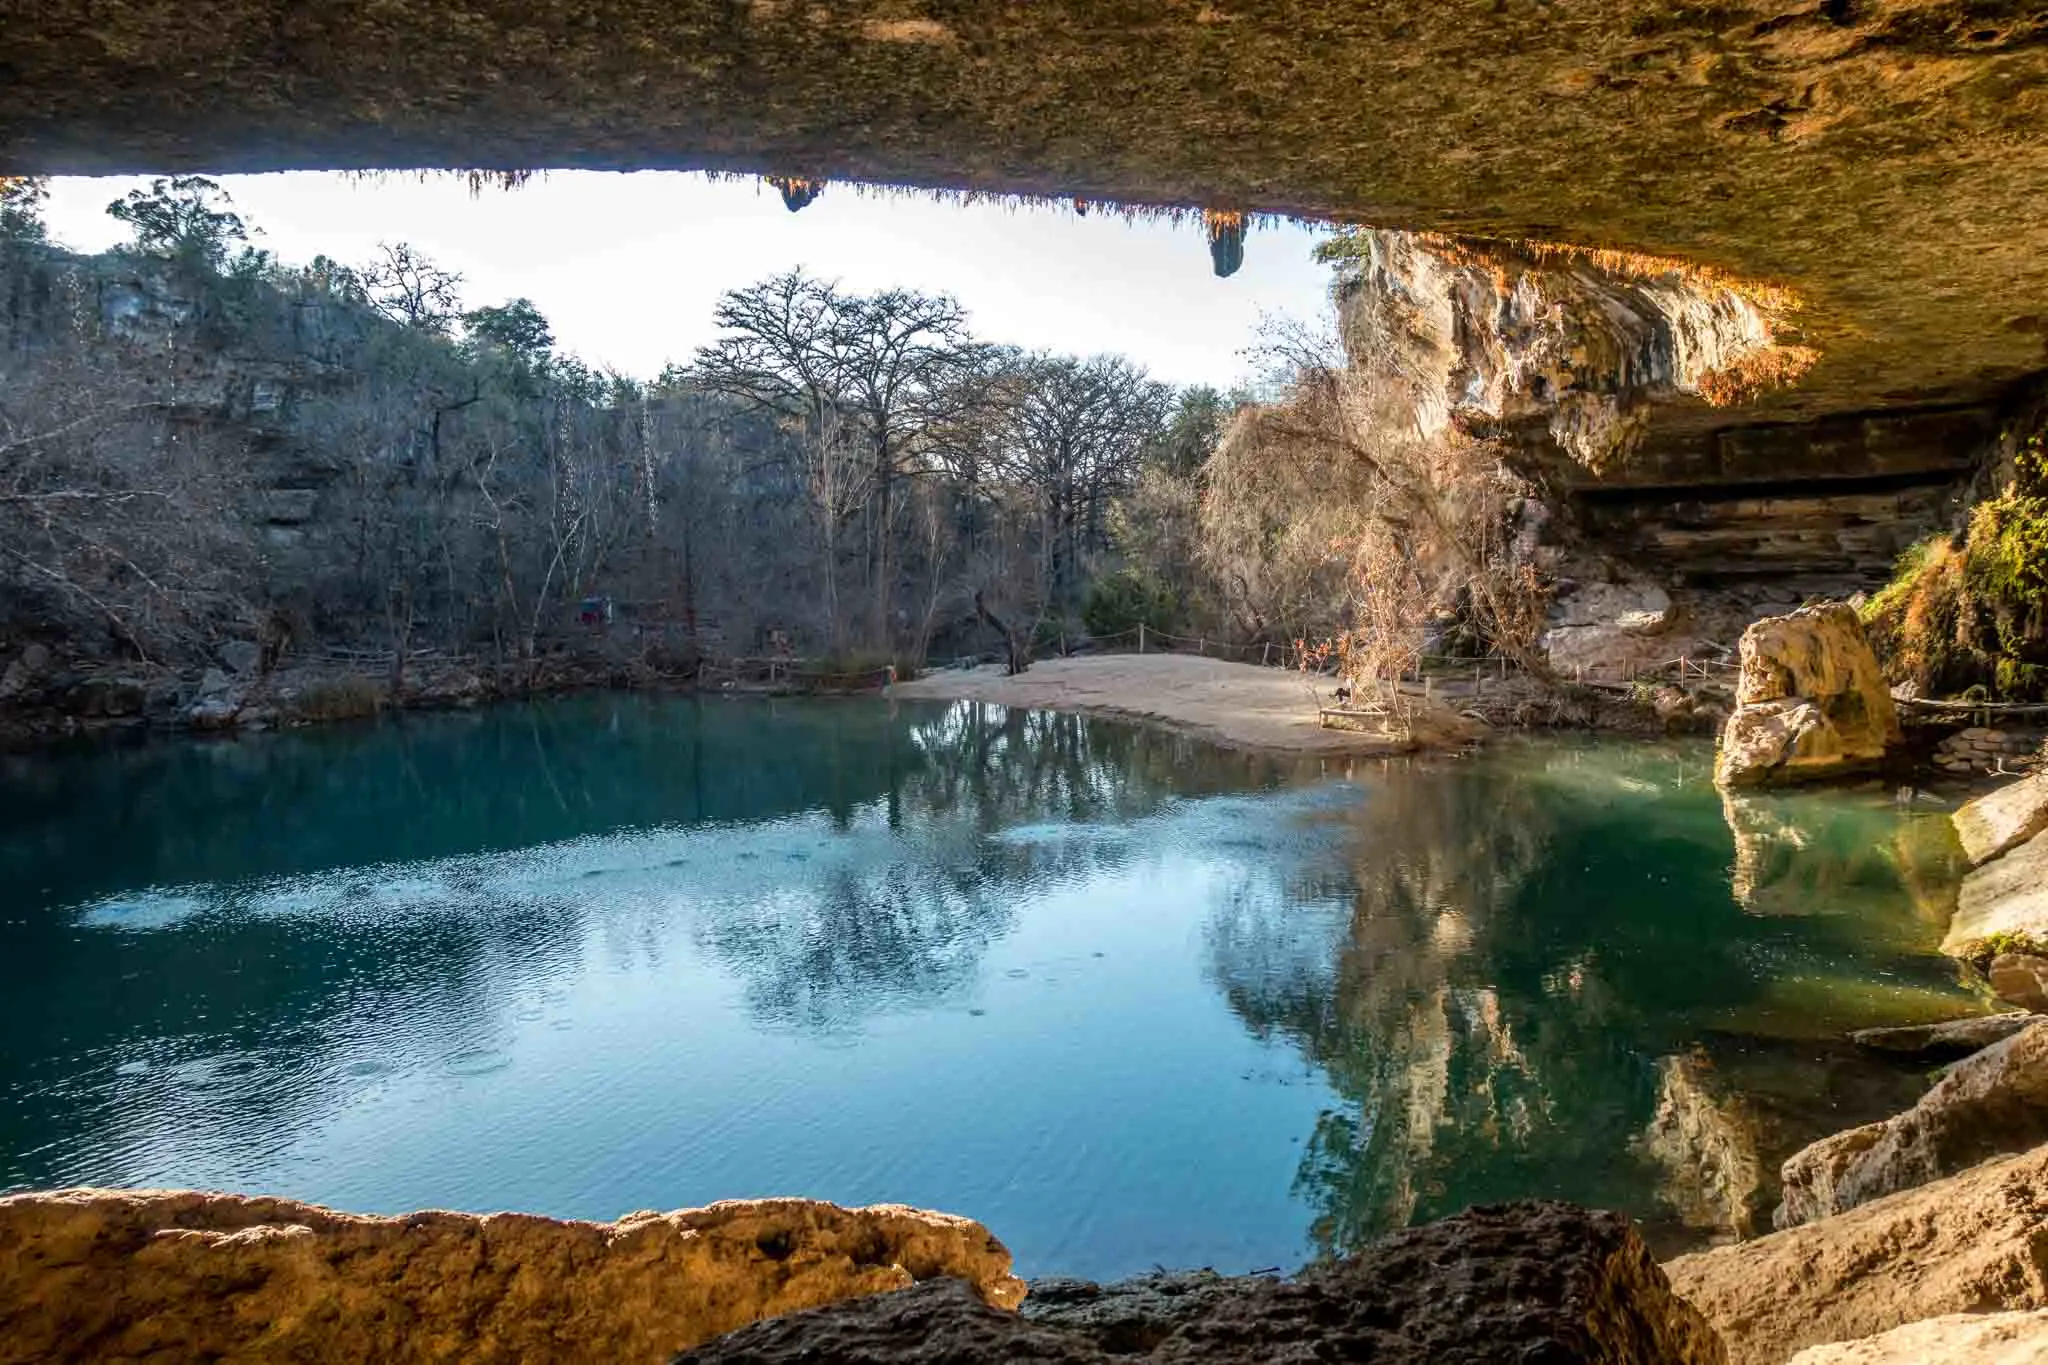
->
[1207,742,1969,1259]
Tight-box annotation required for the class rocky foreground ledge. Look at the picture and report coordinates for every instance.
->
[0,1189,1023,1365]
[0,1192,1719,1365]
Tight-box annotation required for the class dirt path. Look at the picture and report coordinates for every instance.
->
[894,654,1475,754]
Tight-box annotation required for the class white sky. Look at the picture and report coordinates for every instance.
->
[39,172,1338,391]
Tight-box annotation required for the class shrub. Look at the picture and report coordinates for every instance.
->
[1082,568,1180,641]
[1864,432,2048,701]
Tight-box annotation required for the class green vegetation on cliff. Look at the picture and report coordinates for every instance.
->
[1863,428,2048,701]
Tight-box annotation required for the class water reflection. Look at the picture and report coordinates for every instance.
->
[0,704,1975,1274]
[1207,743,1970,1257]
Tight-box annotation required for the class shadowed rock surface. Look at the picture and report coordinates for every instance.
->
[1849,1012,2036,1063]
[0,1188,1024,1365]
[681,1203,1727,1364]
[7,0,2048,456]
[1667,1144,2048,1365]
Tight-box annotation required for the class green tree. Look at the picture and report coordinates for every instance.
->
[464,298,555,369]
[1150,384,1226,478]
[0,177,49,243]
[106,176,250,268]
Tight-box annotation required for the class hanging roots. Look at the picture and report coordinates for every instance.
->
[1204,210,1246,278]
[766,176,827,213]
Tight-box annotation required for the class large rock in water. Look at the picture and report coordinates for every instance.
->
[1774,1021,2048,1228]
[1953,772,2048,869]
[681,1203,1727,1365]
[1665,1144,2048,1365]
[1715,604,1899,789]
[1943,829,2048,963]
[0,1189,1023,1365]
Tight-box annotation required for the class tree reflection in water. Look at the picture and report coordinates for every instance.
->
[1206,742,1970,1259]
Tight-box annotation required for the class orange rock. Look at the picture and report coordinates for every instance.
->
[0,1188,1024,1365]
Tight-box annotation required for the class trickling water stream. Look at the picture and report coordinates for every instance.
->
[0,696,1975,1275]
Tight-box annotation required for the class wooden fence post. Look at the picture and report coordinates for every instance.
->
[1261,642,1271,666]
[1138,623,1147,653]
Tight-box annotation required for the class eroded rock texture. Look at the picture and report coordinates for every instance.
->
[1716,603,1899,788]
[0,1189,1024,1365]
[683,1203,1726,1365]
[1775,1022,2048,1228]
[1666,1145,2048,1365]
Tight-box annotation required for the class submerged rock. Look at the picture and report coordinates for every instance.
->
[1775,1020,2048,1228]
[1715,604,1899,789]
[1666,1144,2048,1365]
[1785,1310,2048,1365]
[1953,772,2048,869]
[1849,1013,2035,1063]
[0,1189,1023,1365]
[682,1203,1727,1365]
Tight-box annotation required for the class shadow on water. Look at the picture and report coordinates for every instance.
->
[0,702,1979,1272]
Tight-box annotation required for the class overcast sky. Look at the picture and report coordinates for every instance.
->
[39,172,1337,391]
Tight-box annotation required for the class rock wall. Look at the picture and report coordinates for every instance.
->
[0,1188,1023,1365]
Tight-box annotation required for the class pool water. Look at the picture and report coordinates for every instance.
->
[0,695,1976,1275]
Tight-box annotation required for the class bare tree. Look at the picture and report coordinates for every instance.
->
[993,353,1171,614]
[362,243,465,335]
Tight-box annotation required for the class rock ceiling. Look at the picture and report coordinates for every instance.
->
[6,0,2046,443]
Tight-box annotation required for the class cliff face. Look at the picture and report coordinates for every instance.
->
[1332,231,1991,589]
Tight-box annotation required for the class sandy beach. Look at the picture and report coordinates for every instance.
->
[894,653,1474,754]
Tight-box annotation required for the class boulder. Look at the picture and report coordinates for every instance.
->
[1942,830,2048,960]
[0,1188,1022,1365]
[1989,954,2048,1013]
[1665,1144,2048,1365]
[1775,1021,2048,1228]
[218,639,263,676]
[184,666,246,729]
[1849,1013,2036,1063]
[1785,1310,2048,1365]
[1953,772,2048,869]
[1542,583,1697,680]
[682,1203,1725,1365]
[0,643,53,702]
[1715,604,1899,789]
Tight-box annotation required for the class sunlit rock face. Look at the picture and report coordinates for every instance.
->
[1668,1145,2048,1365]
[1774,1021,2048,1229]
[1716,604,1899,788]
[0,1189,1024,1365]
[1335,231,1794,474]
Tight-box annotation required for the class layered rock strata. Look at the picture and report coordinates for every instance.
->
[1715,604,1899,788]
[1665,1145,2048,1365]
[0,1189,1023,1365]
[682,1203,1726,1365]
